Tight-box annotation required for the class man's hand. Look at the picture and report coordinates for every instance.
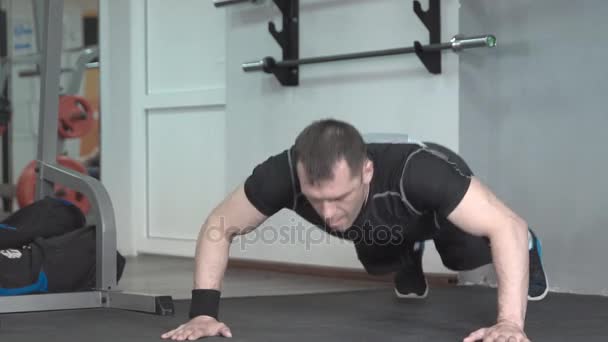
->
[463,320,530,342]
[161,315,232,340]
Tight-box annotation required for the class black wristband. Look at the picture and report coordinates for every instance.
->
[189,289,221,319]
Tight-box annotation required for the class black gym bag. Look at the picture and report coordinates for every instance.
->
[0,197,126,295]
[0,196,86,249]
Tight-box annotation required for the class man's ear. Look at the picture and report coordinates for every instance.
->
[362,159,374,184]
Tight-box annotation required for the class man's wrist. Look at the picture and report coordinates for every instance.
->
[497,316,524,329]
[189,289,221,319]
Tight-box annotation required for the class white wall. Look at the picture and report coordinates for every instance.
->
[101,0,464,274]
[223,0,461,272]
[459,0,608,295]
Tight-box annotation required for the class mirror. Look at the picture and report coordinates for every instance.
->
[0,0,99,218]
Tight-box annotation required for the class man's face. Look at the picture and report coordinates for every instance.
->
[297,158,373,232]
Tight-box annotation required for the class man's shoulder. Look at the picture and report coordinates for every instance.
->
[257,147,293,168]
[366,142,425,164]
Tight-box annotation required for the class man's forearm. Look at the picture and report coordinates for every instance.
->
[490,219,529,328]
[193,215,233,290]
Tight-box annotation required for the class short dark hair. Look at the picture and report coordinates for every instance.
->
[294,118,367,184]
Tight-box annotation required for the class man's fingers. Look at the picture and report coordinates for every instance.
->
[185,326,228,340]
[463,327,487,342]
[492,336,507,342]
[162,321,230,341]
[172,330,188,341]
[161,330,173,339]
[174,328,197,341]
[162,329,180,339]
[210,323,232,338]
[162,325,185,339]
[187,330,206,341]
[219,325,233,338]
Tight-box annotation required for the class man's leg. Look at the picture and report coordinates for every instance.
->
[393,240,428,298]
[433,217,493,272]
[433,217,548,300]
[354,238,429,298]
[392,141,483,299]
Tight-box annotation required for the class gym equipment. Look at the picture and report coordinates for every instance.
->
[1,286,607,341]
[0,97,8,136]
[238,0,299,85]
[0,94,11,216]
[13,51,98,158]
[16,156,91,214]
[62,46,99,95]
[213,0,259,7]
[58,95,94,139]
[0,2,100,218]
[0,10,12,215]
[229,0,498,85]
[0,0,173,316]
[10,46,99,94]
[242,34,497,73]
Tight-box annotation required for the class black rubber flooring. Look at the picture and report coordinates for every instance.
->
[1,286,607,341]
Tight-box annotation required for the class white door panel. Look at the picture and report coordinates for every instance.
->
[145,0,226,93]
[130,0,227,255]
[146,107,226,241]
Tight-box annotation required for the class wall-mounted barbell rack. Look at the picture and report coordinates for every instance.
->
[214,0,497,86]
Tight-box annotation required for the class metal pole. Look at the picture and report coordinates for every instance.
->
[213,0,256,8]
[279,43,451,68]
[65,46,98,95]
[35,0,63,199]
[242,34,497,72]
[35,0,117,291]
[31,0,44,70]
[450,34,497,52]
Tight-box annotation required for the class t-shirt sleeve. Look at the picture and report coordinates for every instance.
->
[243,148,296,217]
[400,148,472,218]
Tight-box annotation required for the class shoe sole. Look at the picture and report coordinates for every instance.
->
[528,233,549,301]
[394,286,429,299]
[528,285,549,301]
[394,279,429,299]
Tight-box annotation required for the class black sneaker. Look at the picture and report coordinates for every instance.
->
[528,229,549,301]
[394,242,428,299]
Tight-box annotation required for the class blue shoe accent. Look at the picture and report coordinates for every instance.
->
[528,228,548,301]
[536,235,542,257]
[0,223,16,231]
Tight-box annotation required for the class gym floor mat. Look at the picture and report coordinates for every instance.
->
[1,286,606,341]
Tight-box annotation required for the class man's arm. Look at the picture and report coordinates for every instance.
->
[447,176,529,329]
[194,183,268,291]
[162,184,268,340]
[164,148,293,340]
[401,147,530,340]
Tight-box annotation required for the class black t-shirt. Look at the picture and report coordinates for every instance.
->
[244,142,472,248]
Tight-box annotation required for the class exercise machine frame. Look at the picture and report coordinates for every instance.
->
[0,0,174,316]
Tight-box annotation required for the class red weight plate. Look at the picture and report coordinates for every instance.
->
[58,95,94,139]
[16,156,91,214]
